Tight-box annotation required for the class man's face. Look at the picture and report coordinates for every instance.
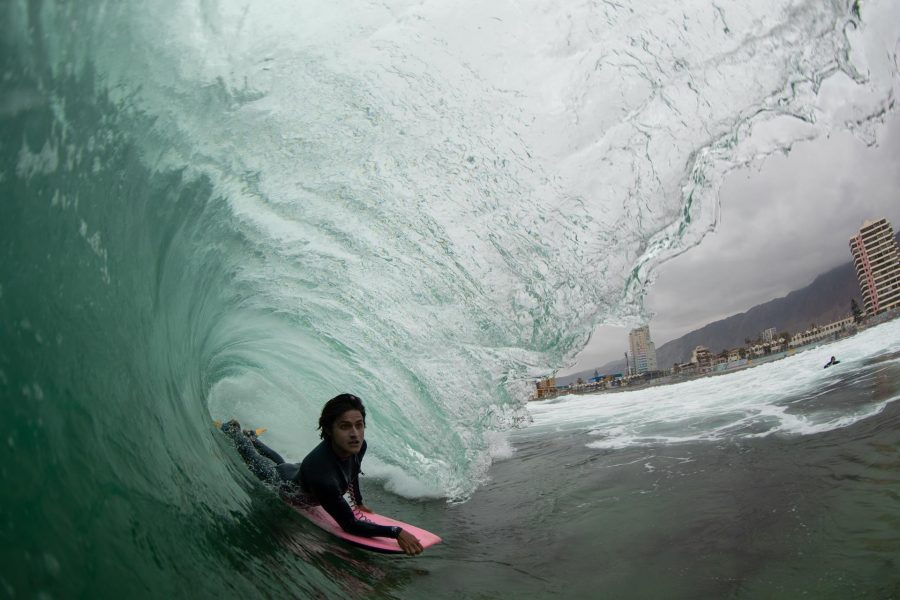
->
[329,409,365,458]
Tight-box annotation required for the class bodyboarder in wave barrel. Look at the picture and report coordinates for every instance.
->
[220,393,424,555]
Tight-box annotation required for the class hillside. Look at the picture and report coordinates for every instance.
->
[654,260,860,368]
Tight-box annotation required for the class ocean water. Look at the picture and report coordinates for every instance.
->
[419,324,900,599]
[1,0,898,598]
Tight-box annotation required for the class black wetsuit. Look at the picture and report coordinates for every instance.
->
[223,426,398,539]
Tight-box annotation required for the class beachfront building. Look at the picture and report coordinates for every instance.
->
[788,316,855,349]
[849,218,900,316]
[628,325,658,375]
[761,327,777,343]
[673,361,697,375]
[534,377,557,400]
[691,346,712,371]
[750,338,786,356]
[770,337,788,353]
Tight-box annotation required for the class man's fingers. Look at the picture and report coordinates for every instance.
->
[399,536,423,555]
[397,530,425,555]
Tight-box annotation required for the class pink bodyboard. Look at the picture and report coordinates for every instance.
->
[293,505,442,553]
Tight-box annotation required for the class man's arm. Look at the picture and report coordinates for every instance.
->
[312,482,399,539]
[315,487,424,554]
[347,443,423,554]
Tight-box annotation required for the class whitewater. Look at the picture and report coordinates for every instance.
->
[527,319,900,445]
[1,0,899,597]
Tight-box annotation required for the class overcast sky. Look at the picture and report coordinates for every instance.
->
[561,111,900,375]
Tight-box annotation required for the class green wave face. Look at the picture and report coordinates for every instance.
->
[1,0,896,597]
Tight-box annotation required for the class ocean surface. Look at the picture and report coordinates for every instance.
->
[2,1,899,598]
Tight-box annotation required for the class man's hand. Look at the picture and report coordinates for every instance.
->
[396,529,424,556]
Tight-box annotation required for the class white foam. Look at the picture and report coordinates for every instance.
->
[484,431,516,461]
[360,458,445,500]
[530,319,900,449]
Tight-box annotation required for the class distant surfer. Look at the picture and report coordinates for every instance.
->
[823,356,840,369]
[221,393,424,555]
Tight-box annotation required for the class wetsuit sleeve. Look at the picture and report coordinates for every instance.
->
[351,476,364,507]
[311,482,399,539]
[300,441,397,538]
[351,445,365,506]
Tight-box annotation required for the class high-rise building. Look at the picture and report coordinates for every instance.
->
[628,325,658,375]
[849,218,900,316]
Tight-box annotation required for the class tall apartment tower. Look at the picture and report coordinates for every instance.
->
[849,218,900,316]
[628,325,658,375]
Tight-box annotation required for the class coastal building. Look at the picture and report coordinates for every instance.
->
[750,338,786,356]
[761,327,777,343]
[788,316,854,349]
[534,377,557,400]
[690,346,712,371]
[673,361,697,375]
[849,218,900,316]
[770,337,787,353]
[628,325,658,375]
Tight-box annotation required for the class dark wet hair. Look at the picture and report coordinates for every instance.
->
[318,394,366,440]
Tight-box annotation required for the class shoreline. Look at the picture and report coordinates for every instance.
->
[537,314,900,401]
